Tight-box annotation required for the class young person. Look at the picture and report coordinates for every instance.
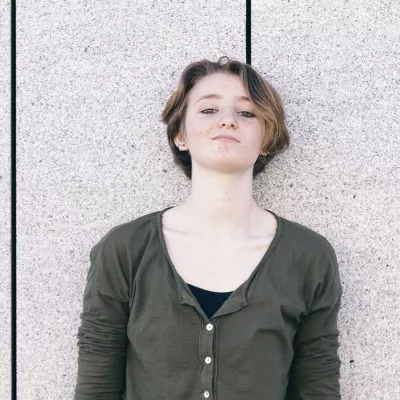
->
[74,56,342,399]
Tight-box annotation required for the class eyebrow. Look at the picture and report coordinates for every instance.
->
[195,94,251,104]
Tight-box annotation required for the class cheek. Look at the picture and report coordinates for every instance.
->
[200,125,213,138]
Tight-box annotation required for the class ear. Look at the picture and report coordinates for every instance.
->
[259,144,269,156]
[174,133,182,146]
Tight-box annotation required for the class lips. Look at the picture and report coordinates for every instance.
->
[213,134,240,143]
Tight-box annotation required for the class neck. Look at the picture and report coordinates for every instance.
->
[179,170,261,241]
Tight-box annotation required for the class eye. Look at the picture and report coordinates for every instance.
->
[241,111,256,118]
[201,109,255,118]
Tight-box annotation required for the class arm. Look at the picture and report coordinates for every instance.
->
[74,232,130,400]
[286,245,343,400]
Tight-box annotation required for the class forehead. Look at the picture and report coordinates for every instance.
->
[190,73,249,103]
[195,93,251,105]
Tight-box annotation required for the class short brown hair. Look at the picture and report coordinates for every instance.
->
[161,56,290,180]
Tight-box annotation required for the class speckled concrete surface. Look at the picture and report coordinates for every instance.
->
[253,1,400,399]
[15,1,400,399]
[0,2,11,399]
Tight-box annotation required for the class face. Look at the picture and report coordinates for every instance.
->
[175,72,267,175]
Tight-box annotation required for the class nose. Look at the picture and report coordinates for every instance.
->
[218,112,238,128]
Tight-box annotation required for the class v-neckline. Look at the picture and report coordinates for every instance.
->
[157,205,283,306]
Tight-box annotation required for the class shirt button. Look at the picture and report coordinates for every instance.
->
[206,324,213,331]
[203,390,210,398]
[205,356,212,364]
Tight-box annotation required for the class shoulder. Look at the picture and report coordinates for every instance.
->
[86,208,163,294]
[278,215,342,310]
[279,215,337,261]
[95,208,162,246]
[278,215,340,286]
[89,208,162,267]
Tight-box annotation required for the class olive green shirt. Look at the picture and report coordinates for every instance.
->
[74,206,342,400]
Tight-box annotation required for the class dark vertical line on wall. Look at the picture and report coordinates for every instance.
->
[246,0,251,65]
[11,0,17,398]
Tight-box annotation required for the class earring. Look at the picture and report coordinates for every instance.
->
[177,143,186,151]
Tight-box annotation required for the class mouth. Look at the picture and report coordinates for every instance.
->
[212,135,241,143]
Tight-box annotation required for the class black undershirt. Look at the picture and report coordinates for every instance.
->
[187,283,233,319]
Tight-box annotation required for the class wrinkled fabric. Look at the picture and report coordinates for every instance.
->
[74,206,342,400]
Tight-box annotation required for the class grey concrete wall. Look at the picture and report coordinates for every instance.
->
[8,1,400,399]
[0,1,11,398]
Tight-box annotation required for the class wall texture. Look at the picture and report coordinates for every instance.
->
[8,0,400,399]
[252,1,400,398]
[1,1,11,398]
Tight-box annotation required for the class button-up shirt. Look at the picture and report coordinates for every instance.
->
[74,206,343,400]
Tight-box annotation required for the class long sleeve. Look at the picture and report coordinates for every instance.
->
[286,244,343,400]
[74,231,130,400]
